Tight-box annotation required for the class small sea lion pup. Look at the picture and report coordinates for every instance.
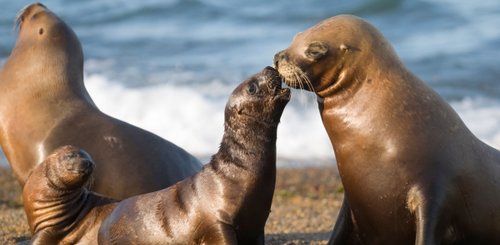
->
[23,146,117,245]
[98,67,290,245]
[274,15,500,244]
[0,3,201,199]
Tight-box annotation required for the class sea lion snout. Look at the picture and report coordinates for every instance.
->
[263,66,278,74]
[64,157,94,174]
[55,146,95,174]
[16,3,48,27]
[273,49,314,91]
[44,146,96,189]
[261,66,283,90]
[255,67,290,104]
[273,50,287,70]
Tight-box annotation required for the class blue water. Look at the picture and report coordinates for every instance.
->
[1,0,499,166]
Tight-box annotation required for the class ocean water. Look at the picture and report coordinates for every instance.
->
[0,0,499,167]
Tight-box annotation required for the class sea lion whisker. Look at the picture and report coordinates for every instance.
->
[292,70,301,89]
[294,66,313,93]
[282,65,296,88]
[13,5,28,31]
[292,70,307,103]
[301,71,315,93]
[294,69,312,105]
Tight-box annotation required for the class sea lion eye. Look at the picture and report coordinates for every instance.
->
[247,82,259,95]
[38,28,44,35]
[305,41,328,61]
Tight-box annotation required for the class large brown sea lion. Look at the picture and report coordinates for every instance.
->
[97,67,290,244]
[23,145,116,245]
[274,15,500,244]
[0,3,201,199]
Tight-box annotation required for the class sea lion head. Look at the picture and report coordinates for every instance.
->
[226,66,290,126]
[43,145,95,190]
[6,3,83,86]
[273,15,399,98]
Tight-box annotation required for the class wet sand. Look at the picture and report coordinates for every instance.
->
[0,165,343,244]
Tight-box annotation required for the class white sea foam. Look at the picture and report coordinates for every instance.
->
[85,73,334,166]
[450,98,500,149]
[85,74,500,165]
[1,1,499,170]
[0,74,498,168]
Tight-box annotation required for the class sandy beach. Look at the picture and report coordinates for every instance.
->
[0,164,343,244]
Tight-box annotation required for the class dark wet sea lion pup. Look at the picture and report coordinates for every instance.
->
[274,15,500,244]
[97,67,290,244]
[23,145,117,245]
[0,3,201,199]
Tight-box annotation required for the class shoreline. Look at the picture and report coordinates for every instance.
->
[0,165,342,244]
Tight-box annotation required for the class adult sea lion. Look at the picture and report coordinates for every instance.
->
[0,3,201,199]
[23,145,116,245]
[97,67,290,244]
[274,15,500,244]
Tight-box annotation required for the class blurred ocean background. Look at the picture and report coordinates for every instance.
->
[0,0,499,167]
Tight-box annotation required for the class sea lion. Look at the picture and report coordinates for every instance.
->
[0,3,201,199]
[274,15,500,244]
[23,145,116,245]
[97,67,290,244]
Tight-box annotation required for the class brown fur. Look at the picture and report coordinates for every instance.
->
[274,15,500,244]
[98,67,290,245]
[0,3,201,199]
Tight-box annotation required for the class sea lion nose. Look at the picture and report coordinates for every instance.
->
[263,66,275,74]
[16,3,50,30]
[26,3,48,12]
[262,66,279,80]
[81,159,94,169]
[78,150,94,168]
[62,148,94,171]
[273,50,286,69]
[21,3,48,20]
[68,158,94,173]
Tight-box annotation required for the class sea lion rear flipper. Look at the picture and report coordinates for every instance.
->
[31,230,57,245]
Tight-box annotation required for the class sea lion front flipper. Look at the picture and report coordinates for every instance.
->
[408,185,451,245]
[252,231,265,245]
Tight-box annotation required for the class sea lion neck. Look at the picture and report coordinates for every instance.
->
[314,41,402,100]
[319,64,469,169]
[0,22,96,181]
[1,3,94,111]
[226,115,278,148]
[210,116,278,175]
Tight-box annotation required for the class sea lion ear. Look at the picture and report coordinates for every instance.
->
[305,41,328,61]
[339,44,359,53]
[340,44,349,52]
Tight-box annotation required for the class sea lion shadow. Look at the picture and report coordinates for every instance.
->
[0,200,23,208]
[266,231,331,244]
[13,236,30,245]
